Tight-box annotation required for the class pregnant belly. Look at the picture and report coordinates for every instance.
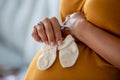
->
[25,42,120,80]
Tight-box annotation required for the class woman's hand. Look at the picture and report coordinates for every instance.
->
[63,12,92,40]
[63,12,120,69]
[32,12,89,45]
[32,17,62,46]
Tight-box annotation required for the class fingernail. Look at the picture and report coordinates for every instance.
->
[50,42,56,46]
[58,40,62,46]
[45,41,49,45]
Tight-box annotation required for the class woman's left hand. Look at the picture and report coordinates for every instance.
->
[63,12,92,40]
[63,12,120,69]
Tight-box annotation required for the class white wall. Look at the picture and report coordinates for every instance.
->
[0,0,60,68]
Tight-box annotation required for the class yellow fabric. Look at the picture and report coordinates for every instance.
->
[25,0,120,80]
[60,0,120,36]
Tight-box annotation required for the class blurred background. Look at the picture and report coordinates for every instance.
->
[0,0,60,80]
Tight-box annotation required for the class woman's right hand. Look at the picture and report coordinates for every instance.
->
[32,17,63,46]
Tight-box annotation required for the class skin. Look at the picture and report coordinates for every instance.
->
[32,12,120,69]
[32,17,62,46]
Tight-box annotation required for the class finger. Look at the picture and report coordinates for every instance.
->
[32,26,42,42]
[78,12,85,17]
[50,17,62,45]
[72,12,86,20]
[36,22,48,44]
[63,15,70,25]
[43,18,56,46]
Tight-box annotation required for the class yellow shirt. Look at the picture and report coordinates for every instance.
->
[25,0,120,80]
[60,0,120,36]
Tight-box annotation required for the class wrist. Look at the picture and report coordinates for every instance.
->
[74,21,94,41]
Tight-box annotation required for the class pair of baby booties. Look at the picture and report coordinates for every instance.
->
[37,35,79,70]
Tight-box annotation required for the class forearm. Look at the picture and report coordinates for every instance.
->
[77,23,120,69]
